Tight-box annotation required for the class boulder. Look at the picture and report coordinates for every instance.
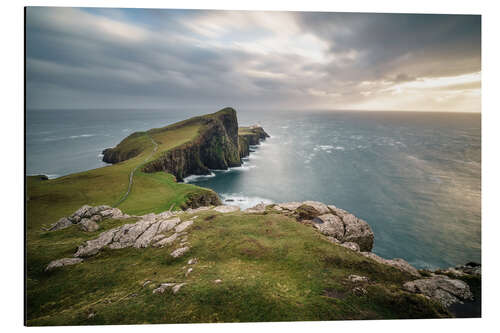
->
[49,217,73,231]
[71,205,93,219]
[361,252,421,277]
[79,218,100,232]
[348,274,369,283]
[342,215,374,252]
[403,275,473,308]
[134,221,161,248]
[175,220,193,233]
[108,220,156,249]
[313,214,344,239]
[90,215,102,223]
[75,229,118,257]
[244,203,267,213]
[153,283,176,294]
[153,233,179,248]
[302,201,330,214]
[45,258,83,271]
[171,246,190,258]
[213,205,240,213]
[296,204,321,220]
[157,217,181,233]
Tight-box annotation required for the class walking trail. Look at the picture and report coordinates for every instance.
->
[113,135,158,207]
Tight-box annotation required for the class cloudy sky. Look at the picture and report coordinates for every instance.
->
[26,7,481,112]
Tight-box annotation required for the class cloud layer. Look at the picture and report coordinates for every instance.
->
[26,8,481,112]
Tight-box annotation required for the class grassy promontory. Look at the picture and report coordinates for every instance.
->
[26,107,474,325]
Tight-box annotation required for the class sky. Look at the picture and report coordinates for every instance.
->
[26,7,481,112]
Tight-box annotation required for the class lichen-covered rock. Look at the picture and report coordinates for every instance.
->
[171,246,190,258]
[48,217,73,231]
[302,201,330,214]
[361,252,421,277]
[328,205,348,218]
[244,203,267,213]
[79,218,100,232]
[108,220,156,249]
[277,202,302,211]
[403,275,473,308]
[213,205,240,213]
[175,220,193,233]
[153,233,179,248]
[75,229,117,257]
[296,204,321,220]
[45,258,83,271]
[134,221,161,248]
[153,283,176,294]
[313,214,344,239]
[342,215,374,252]
[348,275,369,283]
[172,283,187,294]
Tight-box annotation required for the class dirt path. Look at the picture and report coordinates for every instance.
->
[113,135,158,207]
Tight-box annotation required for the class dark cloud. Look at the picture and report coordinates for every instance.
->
[25,8,481,111]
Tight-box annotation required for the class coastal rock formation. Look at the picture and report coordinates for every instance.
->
[102,108,269,183]
[48,205,129,231]
[73,212,182,258]
[403,275,473,307]
[277,201,374,252]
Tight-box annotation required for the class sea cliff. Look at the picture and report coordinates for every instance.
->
[102,108,269,181]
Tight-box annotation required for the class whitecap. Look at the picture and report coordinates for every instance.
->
[69,134,95,139]
[183,172,216,183]
[220,193,273,210]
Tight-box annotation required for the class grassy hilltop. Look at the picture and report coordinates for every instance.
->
[26,108,467,325]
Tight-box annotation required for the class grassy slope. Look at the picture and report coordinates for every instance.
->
[27,208,448,326]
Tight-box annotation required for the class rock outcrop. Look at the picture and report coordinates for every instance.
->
[69,211,187,258]
[48,205,129,231]
[45,258,83,271]
[403,275,474,307]
[360,252,421,277]
[276,201,374,252]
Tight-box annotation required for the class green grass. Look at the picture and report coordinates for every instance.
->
[26,209,448,326]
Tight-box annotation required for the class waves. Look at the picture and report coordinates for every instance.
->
[220,193,273,210]
[40,134,96,142]
[183,172,216,183]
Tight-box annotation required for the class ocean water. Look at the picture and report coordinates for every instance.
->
[26,109,481,269]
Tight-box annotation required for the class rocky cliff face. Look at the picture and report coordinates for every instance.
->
[142,108,246,181]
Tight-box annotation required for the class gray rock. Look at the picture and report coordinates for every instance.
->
[341,242,360,252]
[75,229,117,257]
[277,202,302,211]
[45,258,83,271]
[153,283,176,294]
[213,205,240,213]
[153,233,179,248]
[342,215,374,252]
[302,201,330,214]
[100,207,126,219]
[49,217,73,231]
[348,274,369,283]
[72,216,81,223]
[403,275,473,308]
[185,206,212,214]
[134,221,161,248]
[244,203,267,213]
[108,220,156,249]
[328,205,348,218]
[172,283,186,294]
[175,220,193,233]
[185,267,193,277]
[90,214,102,223]
[71,205,93,219]
[214,279,222,284]
[313,214,344,239]
[171,246,190,258]
[361,252,421,277]
[157,217,181,233]
[79,218,100,232]
[188,258,198,265]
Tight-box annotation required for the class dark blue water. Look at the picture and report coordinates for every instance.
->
[26,109,481,269]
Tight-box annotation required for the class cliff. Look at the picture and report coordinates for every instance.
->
[102,108,269,181]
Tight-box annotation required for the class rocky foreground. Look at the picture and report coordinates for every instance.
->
[46,201,480,312]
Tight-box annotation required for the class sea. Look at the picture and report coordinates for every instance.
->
[26,108,481,269]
